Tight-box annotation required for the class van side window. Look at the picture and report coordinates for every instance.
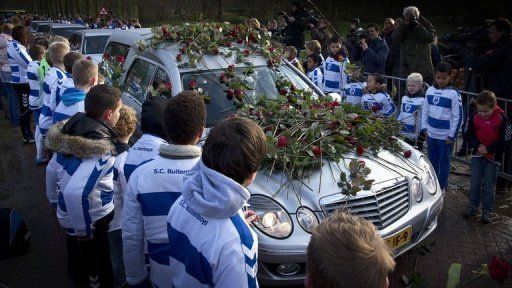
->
[69,34,82,51]
[150,68,172,98]
[123,59,157,103]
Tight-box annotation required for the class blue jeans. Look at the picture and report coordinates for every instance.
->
[1,71,19,126]
[108,229,126,287]
[469,156,498,212]
[427,137,452,190]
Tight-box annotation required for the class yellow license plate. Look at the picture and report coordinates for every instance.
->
[385,226,412,250]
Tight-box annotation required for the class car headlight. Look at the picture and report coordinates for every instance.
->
[248,195,293,239]
[419,156,437,195]
[410,177,423,202]
[296,207,319,233]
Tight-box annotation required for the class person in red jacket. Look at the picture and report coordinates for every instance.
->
[463,90,512,223]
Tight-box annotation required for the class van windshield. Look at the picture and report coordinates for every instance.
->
[84,35,110,54]
[181,65,320,126]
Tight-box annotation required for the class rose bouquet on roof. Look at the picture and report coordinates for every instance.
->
[99,53,126,87]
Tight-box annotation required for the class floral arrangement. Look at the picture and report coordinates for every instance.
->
[239,77,409,195]
[148,82,172,98]
[150,22,282,68]
[99,53,126,87]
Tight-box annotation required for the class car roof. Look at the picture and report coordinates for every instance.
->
[71,29,115,36]
[107,28,153,45]
[148,41,268,72]
[47,23,86,28]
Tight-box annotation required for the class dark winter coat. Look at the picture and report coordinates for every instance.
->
[350,36,389,74]
[392,16,436,84]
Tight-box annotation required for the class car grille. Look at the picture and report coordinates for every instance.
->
[321,179,410,230]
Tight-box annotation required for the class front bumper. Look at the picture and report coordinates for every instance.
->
[256,191,444,286]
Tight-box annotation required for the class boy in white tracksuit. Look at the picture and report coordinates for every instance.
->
[123,97,169,182]
[122,92,206,288]
[361,73,396,117]
[421,62,463,191]
[322,36,349,95]
[397,73,426,150]
[45,84,122,287]
[167,117,267,288]
[53,51,83,117]
[39,42,70,136]
[53,59,97,124]
[343,66,366,106]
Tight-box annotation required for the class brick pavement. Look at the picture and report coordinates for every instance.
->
[0,117,511,288]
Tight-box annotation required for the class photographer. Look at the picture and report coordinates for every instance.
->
[350,24,389,74]
[280,1,315,51]
[344,18,364,55]
[392,6,436,84]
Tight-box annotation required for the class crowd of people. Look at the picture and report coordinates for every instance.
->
[0,2,511,288]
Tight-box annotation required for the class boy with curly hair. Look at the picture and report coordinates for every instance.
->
[123,91,206,288]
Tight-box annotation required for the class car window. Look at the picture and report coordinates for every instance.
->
[123,59,157,103]
[37,25,51,33]
[69,34,82,51]
[150,68,172,98]
[84,35,110,54]
[52,27,84,38]
[181,65,318,126]
[104,42,130,59]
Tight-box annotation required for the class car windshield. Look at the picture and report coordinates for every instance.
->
[84,35,110,54]
[37,25,51,33]
[181,64,320,126]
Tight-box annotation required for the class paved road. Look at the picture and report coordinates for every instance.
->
[0,118,511,288]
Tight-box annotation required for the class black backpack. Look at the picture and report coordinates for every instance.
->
[0,208,30,259]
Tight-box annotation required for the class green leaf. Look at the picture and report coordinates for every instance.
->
[363,179,375,190]
[446,263,461,288]
[340,172,347,182]
[348,159,359,174]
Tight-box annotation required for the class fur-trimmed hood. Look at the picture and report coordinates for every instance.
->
[46,113,116,159]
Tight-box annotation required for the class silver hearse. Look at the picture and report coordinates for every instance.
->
[113,38,444,286]
[69,29,114,64]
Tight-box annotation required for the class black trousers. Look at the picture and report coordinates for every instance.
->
[11,83,32,140]
[66,211,115,287]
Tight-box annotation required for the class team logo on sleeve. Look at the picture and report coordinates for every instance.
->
[433,95,440,105]
[405,103,412,112]
[349,87,355,95]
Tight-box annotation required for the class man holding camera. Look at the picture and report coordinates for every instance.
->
[280,1,315,52]
[392,6,436,84]
[350,24,389,74]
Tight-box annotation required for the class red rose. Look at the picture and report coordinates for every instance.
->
[243,49,250,56]
[212,48,219,55]
[312,146,322,157]
[488,256,512,282]
[269,47,274,52]
[403,150,412,158]
[277,136,288,148]
[279,89,288,96]
[231,30,238,37]
[226,89,234,100]
[248,33,257,43]
[225,41,232,47]
[164,82,172,90]
[237,38,244,44]
[103,52,110,59]
[234,89,243,99]
[115,55,125,63]
[356,144,364,155]
[179,47,186,54]
[86,56,92,61]
[358,160,365,165]
[219,73,227,84]
[176,53,183,61]
[346,136,356,145]
[188,80,196,90]
[228,64,235,72]
[267,59,275,67]
[371,104,381,113]
[264,125,274,132]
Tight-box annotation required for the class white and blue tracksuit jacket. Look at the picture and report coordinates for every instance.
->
[45,120,116,236]
[123,134,168,182]
[53,87,85,124]
[122,144,202,287]
[6,40,31,84]
[361,91,397,117]
[167,160,258,288]
[397,95,425,139]
[322,55,349,94]
[110,150,129,232]
[421,86,463,140]
[39,67,67,133]
[55,73,73,107]
[343,81,367,106]
[307,66,323,90]
[27,61,42,110]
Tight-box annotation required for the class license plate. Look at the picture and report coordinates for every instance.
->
[385,226,412,250]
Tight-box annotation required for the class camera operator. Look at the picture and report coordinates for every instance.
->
[279,1,316,52]
[392,6,436,84]
[344,18,364,55]
[350,24,389,74]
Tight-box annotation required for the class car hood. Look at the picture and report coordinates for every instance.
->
[248,149,421,212]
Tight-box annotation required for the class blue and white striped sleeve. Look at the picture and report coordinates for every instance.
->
[18,45,31,65]
[382,94,396,117]
[449,90,463,140]
[122,169,148,285]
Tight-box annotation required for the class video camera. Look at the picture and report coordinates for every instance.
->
[355,29,368,41]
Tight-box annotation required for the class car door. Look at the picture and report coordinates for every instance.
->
[121,57,158,114]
